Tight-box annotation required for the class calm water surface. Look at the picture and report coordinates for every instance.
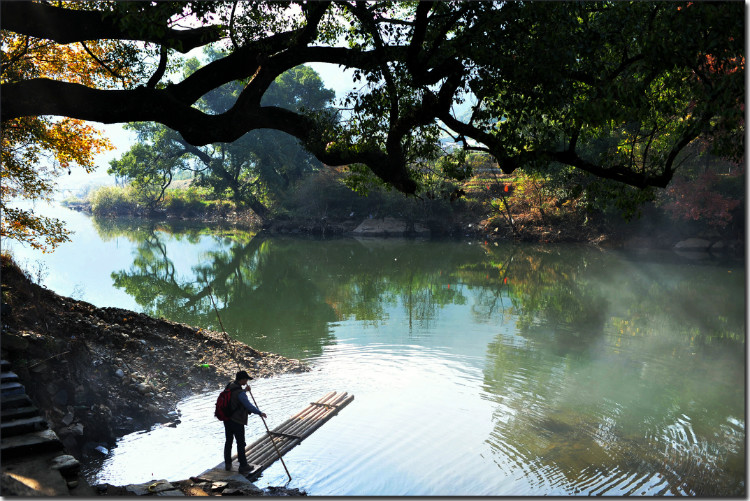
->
[6,204,745,496]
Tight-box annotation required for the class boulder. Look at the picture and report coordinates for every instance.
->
[50,454,81,475]
[674,238,712,250]
[352,217,430,237]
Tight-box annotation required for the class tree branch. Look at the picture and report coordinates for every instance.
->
[1,1,222,53]
[146,46,169,89]
[80,40,123,80]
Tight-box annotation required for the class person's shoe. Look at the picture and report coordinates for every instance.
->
[238,465,252,473]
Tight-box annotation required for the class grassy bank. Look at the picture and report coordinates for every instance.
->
[66,165,744,248]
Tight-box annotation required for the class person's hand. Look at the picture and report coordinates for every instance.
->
[260,412,267,419]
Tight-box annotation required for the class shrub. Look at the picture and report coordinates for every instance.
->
[163,186,209,215]
[89,186,138,216]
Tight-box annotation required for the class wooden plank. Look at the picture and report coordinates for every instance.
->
[201,391,354,479]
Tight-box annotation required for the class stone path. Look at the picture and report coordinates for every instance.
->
[0,359,95,496]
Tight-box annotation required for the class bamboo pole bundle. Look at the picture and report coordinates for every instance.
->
[260,393,354,462]
[218,391,354,478]
[245,393,352,467]
[243,397,330,462]
[232,392,340,463]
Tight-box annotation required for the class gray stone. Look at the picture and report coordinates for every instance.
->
[114,368,125,378]
[225,475,262,494]
[211,481,228,491]
[71,423,84,436]
[62,412,75,426]
[50,455,81,474]
[352,217,407,236]
[156,490,185,496]
[674,238,711,250]
[125,479,174,496]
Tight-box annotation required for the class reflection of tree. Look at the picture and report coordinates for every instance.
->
[293,239,478,332]
[476,247,745,495]
[105,228,508,357]
[106,229,336,359]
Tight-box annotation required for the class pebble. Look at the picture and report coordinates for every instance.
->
[62,411,75,426]
[115,368,125,378]
[50,454,81,474]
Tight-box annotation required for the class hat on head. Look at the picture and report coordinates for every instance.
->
[235,370,252,381]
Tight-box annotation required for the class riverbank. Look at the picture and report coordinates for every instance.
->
[61,194,744,255]
[0,254,309,495]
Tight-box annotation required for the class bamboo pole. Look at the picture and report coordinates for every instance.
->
[246,386,292,482]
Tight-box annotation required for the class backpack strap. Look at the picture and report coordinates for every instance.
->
[226,383,239,414]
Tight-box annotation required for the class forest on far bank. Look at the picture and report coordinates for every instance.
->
[67,141,744,247]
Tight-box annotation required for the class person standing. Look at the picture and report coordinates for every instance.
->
[224,370,267,473]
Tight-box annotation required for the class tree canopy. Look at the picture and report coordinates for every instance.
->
[2,1,744,199]
[0,24,136,250]
[109,56,335,218]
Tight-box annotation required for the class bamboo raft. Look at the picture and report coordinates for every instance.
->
[201,391,354,480]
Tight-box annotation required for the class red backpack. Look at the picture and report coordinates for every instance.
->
[214,386,235,421]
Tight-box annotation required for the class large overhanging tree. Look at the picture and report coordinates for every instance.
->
[2,1,744,200]
[109,61,335,219]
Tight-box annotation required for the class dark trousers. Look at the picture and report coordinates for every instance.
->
[224,420,249,467]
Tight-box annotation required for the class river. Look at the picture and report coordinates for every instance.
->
[4,203,745,496]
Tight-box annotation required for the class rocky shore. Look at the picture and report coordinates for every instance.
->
[0,255,309,495]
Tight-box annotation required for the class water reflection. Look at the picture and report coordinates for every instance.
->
[89,217,745,495]
[480,246,745,495]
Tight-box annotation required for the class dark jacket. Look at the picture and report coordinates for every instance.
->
[227,381,262,425]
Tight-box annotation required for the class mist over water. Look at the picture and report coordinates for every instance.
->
[8,204,745,496]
